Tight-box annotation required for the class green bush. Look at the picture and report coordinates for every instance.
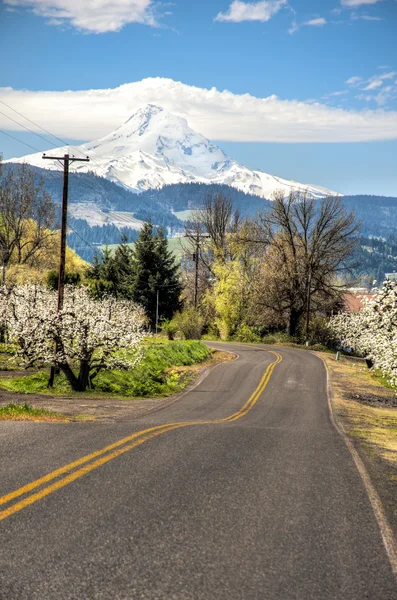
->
[0,341,211,398]
[261,332,299,345]
[47,269,81,290]
[160,319,178,341]
[235,324,261,343]
[96,340,210,396]
[172,308,205,340]
[307,316,336,348]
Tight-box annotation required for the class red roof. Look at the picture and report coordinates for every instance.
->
[343,293,375,312]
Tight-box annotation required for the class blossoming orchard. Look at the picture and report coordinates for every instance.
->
[1,285,146,392]
[330,280,397,388]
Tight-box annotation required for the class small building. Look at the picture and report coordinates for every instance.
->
[342,292,376,313]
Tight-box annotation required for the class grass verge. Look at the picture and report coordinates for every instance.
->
[320,352,397,464]
[0,341,215,400]
[0,402,70,422]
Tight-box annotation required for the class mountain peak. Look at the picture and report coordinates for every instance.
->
[124,103,164,125]
[6,105,340,198]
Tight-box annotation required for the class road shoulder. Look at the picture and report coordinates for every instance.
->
[319,351,397,564]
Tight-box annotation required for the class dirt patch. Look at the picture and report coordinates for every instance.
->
[0,350,235,422]
[345,390,397,408]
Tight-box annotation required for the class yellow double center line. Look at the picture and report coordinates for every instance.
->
[0,351,282,522]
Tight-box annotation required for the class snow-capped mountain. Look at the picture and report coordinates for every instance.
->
[7,104,339,199]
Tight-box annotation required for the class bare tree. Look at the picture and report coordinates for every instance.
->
[198,193,240,260]
[248,191,359,337]
[0,164,55,283]
[182,193,241,307]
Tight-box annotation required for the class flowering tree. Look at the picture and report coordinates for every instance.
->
[329,280,397,387]
[6,285,146,391]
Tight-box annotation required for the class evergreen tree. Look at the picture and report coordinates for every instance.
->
[154,227,183,323]
[131,223,182,327]
[113,234,135,298]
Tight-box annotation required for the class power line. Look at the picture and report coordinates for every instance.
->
[0,99,74,150]
[0,129,42,154]
[67,223,105,257]
[0,110,60,150]
[0,99,132,194]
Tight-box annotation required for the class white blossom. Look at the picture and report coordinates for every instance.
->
[3,284,146,391]
[330,281,397,388]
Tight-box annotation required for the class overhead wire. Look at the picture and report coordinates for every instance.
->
[0,101,145,256]
[0,129,43,154]
[0,99,74,150]
[0,99,133,195]
[0,110,60,150]
[67,223,105,258]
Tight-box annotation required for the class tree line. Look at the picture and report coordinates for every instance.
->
[1,160,359,343]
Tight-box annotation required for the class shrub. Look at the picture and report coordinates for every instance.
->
[172,307,205,340]
[161,319,178,341]
[46,269,81,290]
[235,324,261,343]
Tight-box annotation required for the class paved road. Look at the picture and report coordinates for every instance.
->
[1,343,396,599]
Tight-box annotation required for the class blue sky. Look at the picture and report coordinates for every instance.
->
[0,0,396,195]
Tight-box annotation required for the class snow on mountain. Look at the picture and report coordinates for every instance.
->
[7,104,340,200]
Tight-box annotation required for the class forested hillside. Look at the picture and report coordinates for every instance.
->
[3,163,397,276]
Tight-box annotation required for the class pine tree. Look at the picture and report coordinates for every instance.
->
[154,227,183,323]
[131,223,182,327]
[113,234,134,298]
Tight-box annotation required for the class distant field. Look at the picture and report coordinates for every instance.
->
[173,210,199,221]
[69,203,144,230]
[103,236,191,258]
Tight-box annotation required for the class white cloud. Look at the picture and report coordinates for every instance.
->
[357,86,396,106]
[215,0,287,23]
[346,76,363,86]
[350,13,382,20]
[288,15,326,34]
[304,17,326,26]
[363,79,384,90]
[361,71,396,90]
[3,0,157,33]
[1,78,397,145]
[379,71,396,80]
[288,20,299,34]
[341,0,382,6]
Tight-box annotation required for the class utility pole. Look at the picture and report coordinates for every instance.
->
[185,230,210,309]
[43,153,89,386]
[194,231,200,309]
[305,270,312,342]
[156,288,160,334]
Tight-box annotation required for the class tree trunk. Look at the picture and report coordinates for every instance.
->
[288,308,301,337]
[59,362,80,391]
[77,361,91,392]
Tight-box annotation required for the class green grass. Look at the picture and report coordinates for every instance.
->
[0,343,21,371]
[0,402,69,421]
[173,210,199,221]
[0,341,212,399]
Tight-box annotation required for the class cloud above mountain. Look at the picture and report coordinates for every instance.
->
[3,0,157,33]
[1,77,397,144]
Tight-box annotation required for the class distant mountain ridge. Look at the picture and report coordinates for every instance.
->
[6,104,339,200]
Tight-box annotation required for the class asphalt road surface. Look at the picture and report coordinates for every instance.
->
[1,343,396,599]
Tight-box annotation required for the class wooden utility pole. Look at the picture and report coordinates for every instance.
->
[194,232,200,309]
[43,153,89,386]
[305,270,312,341]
